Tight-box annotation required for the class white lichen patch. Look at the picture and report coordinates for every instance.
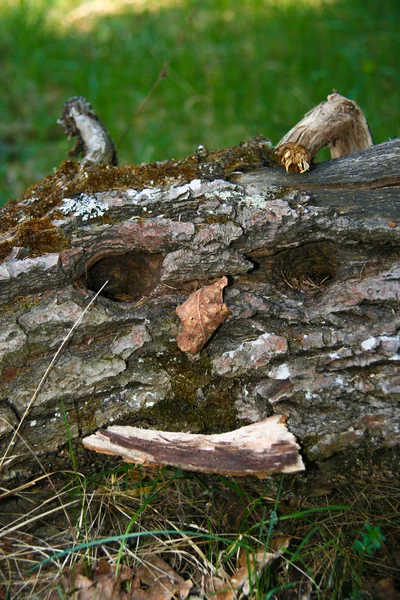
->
[270,363,291,380]
[361,337,379,351]
[360,335,400,355]
[213,332,288,376]
[110,325,151,360]
[203,181,245,203]
[283,190,311,206]
[125,180,203,206]
[61,193,109,221]
[242,194,269,209]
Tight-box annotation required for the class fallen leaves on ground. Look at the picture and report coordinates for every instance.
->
[176,276,231,354]
[361,576,400,600]
[205,537,290,600]
[48,554,193,600]
[132,554,193,600]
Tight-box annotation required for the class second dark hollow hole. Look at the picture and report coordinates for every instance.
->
[274,242,338,290]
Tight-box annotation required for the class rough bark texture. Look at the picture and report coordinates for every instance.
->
[0,136,399,480]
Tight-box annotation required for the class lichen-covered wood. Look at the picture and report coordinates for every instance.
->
[0,98,399,480]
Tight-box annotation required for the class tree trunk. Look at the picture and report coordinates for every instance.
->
[0,136,399,480]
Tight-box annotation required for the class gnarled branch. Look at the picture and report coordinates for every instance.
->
[275,91,373,173]
[58,96,118,167]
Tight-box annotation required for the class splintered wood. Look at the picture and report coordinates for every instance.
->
[275,91,373,173]
[82,415,305,478]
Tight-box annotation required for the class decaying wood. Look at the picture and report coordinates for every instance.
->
[275,91,373,173]
[0,94,399,481]
[58,96,118,167]
[82,415,305,478]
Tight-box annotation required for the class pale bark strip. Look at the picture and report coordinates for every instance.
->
[82,415,305,478]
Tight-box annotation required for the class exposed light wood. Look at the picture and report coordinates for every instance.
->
[83,415,305,478]
[275,92,373,173]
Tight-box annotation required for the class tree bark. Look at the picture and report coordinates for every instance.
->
[0,134,399,480]
[83,415,305,478]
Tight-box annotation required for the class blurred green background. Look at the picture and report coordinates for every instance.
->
[1,0,399,205]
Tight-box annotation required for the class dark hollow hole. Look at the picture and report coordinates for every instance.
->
[85,252,164,301]
[272,242,339,291]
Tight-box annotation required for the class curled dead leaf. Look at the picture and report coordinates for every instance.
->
[47,559,133,600]
[176,276,231,354]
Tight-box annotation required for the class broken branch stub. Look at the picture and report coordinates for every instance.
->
[82,415,305,478]
[176,276,231,354]
[275,91,373,173]
[58,96,118,167]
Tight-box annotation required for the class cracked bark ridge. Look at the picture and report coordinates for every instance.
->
[58,96,118,167]
[82,415,305,478]
[176,276,231,354]
[275,91,373,173]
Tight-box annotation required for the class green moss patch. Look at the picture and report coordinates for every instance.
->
[0,137,274,263]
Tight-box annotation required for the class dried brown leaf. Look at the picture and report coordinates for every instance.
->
[233,546,282,596]
[204,574,235,600]
[176,276,231,354]
[269,535,291,552]
[48,560,133,600]
[361,577,400,600]
[205,542,289,600]
[133,554,193,600]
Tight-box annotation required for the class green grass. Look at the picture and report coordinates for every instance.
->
[1,2,400,595]
[1,318,399,597]
[1,0,399,204]
[1,463,399,598]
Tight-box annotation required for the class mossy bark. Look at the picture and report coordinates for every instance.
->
[0,138,399,480]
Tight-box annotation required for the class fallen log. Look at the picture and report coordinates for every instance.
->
[0,93,399,481]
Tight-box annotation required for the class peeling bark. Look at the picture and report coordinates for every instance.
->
[0,97,399,480]
[83,415,305,478]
